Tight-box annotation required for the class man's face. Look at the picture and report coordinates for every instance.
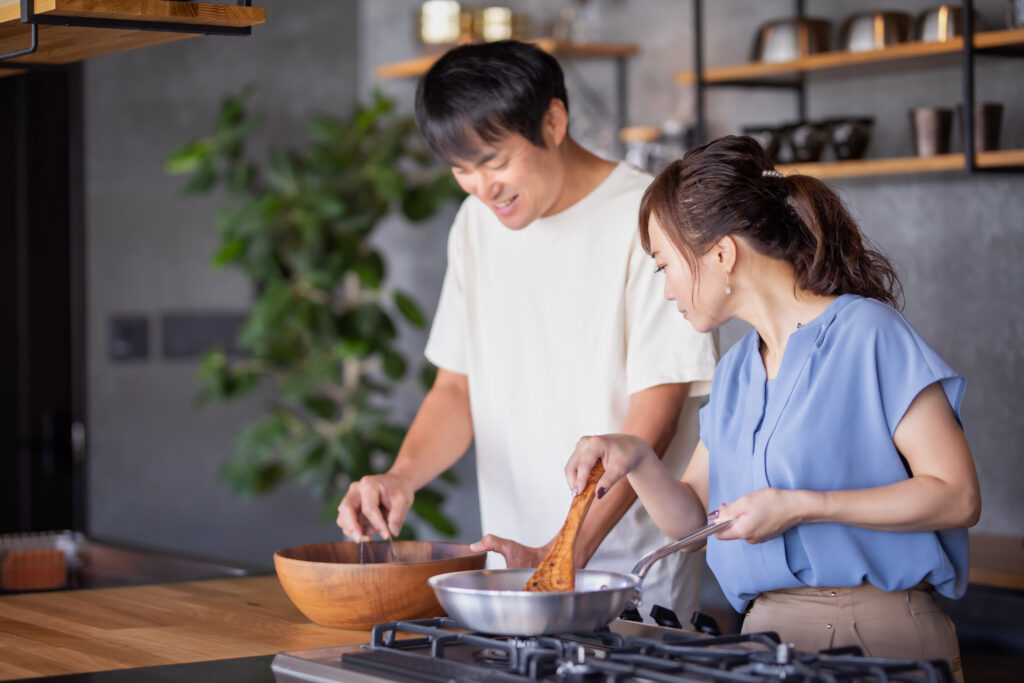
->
[449,129,565,231]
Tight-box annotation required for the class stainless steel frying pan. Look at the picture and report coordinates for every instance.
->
[428,519,732,635]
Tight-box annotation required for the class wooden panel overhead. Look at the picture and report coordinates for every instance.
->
[0,0,265,71]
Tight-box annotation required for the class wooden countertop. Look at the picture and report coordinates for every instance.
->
[0,575,367,681]
[968,532,1024,592]
[1,533,1019,680]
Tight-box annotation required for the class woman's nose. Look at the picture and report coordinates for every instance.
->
[663,279,675,301]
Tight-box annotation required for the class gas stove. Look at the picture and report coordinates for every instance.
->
[271,609,954,682]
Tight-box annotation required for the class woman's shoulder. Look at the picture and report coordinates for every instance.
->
[830,295,915,342]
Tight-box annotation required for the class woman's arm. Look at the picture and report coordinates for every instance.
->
[717,381,981,543]
[566,436,710,541]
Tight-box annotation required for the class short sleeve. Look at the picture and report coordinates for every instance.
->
[424,208,469,375]
[624,234,717,396]
[860,302,965,435]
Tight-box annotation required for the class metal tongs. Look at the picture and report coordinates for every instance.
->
[630,517,733,579]
[357,535,402,565]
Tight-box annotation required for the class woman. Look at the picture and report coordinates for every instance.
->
[565,136,979,675]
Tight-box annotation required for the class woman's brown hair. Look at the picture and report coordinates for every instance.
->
[639,135,902,308]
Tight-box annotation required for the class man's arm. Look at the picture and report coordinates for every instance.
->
[336,368,473,539]
[572,382,690,566]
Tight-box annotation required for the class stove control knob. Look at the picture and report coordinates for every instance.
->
[650,604,682,629]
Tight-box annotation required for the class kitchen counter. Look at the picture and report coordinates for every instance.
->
[0,575,367,681]
[2,534,1020,681]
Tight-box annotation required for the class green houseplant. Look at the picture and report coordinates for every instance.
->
[165,89,463,536]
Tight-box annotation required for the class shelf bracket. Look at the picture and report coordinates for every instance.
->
[0,21,36,63]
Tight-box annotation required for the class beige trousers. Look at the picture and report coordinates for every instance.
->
[742,583,962,680]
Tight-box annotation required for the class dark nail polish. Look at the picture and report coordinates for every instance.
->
[596,487,606,499]
[708,509,719,520]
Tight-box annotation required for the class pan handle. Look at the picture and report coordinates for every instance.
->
[630,519,733,580]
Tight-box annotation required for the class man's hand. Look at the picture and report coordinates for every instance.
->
[470,534,551,569]
[336,473,415,541]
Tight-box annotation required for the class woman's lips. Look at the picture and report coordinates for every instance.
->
[492,195,518,216]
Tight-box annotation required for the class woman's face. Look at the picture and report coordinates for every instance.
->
[648,216,729,333]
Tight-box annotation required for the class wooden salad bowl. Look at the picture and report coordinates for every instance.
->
[273,540,486,630]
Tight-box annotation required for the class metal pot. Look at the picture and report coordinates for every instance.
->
[840,11,912,52]
[428,520,731,635]
[916,5,979,42]
[752,17,832,63]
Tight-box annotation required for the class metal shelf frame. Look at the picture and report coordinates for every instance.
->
[690,0,1024,175]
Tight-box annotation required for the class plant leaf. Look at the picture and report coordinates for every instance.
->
[392,290,426,328]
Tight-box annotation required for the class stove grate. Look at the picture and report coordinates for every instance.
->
[356,618,955,683]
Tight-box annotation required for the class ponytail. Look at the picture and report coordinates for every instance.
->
[785,174,902,307]
[639,136,902,308]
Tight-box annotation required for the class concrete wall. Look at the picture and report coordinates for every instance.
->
[86,0,1022,572]
[85,0,363,565]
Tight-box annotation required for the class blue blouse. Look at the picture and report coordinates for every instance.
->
[701,294,968,612]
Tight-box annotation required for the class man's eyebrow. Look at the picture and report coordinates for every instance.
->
[472,151,497,167]
[452,151,497,171]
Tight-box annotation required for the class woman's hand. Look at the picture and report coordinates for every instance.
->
[564,434,657,499]
[470,535,550,568]
[715,488,818,544]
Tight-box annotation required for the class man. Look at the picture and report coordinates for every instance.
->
[337,40,716,619]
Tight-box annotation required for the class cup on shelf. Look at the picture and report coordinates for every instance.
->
[825,117,874,161]
[784,121,831,163]
[741,125,784,163]
[955,102,1004,153]
[910,107,954,157]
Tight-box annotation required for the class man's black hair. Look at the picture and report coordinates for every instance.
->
[414,40,569,166]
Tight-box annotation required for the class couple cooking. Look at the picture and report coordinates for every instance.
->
[336,40,979,674]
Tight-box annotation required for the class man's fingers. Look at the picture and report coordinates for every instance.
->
[358,485,391,539]
[337,490,366,540]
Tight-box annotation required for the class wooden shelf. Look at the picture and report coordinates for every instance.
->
[676,28,1024,85]
[0,0,265,70]
[777,148,1024,179]
[376,39,638,80]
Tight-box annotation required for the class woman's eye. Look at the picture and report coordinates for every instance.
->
[654,265,666,273]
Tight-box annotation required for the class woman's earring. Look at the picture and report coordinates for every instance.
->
[725,272,732,295]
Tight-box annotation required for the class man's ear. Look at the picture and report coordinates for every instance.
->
[544,98,569,147]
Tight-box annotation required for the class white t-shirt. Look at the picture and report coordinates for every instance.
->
[425,162,717,620]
